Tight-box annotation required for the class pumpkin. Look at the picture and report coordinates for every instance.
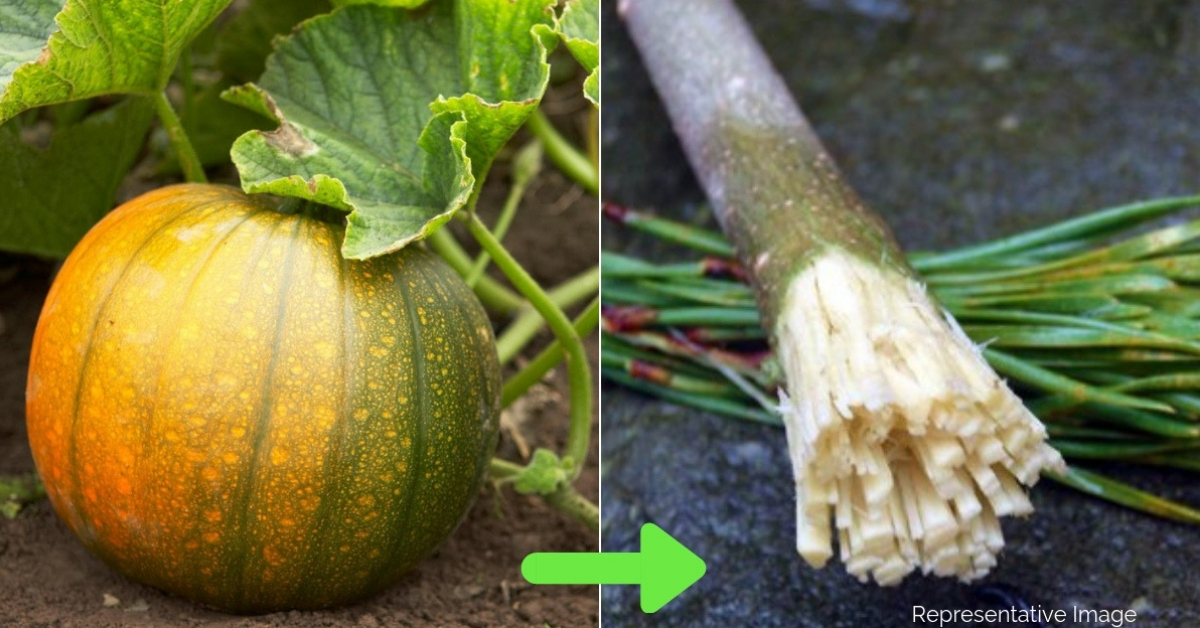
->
[25,184,501,613]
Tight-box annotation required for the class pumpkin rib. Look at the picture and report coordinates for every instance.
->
[387,254,436,580]
[62,196,230,554]
[146,209,286,605]
[225,216,305,610]
[344,253,429,594]
[134,208,263,551]
[292,224,361,605]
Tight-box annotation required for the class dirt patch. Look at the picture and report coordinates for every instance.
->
[0,110,597,626]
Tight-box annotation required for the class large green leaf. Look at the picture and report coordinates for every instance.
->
[0,0,233,124]
[154,0,333,172]
[226,0,555,259]
[0,0,61,94]
[216,0,332,85]
[558,0,598,105]
[0,98,154,258]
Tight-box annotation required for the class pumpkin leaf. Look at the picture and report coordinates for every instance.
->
[225,0,555,259]
[154,0,332,172]
[511,448,569,496]
[0,0,233,125]
[215,0,333,85]
[0,98,154,258]
[0,474,46,519]
[0,0,61,94]
[557,0,598,105]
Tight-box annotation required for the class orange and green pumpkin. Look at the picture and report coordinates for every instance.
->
[26,184,501,613]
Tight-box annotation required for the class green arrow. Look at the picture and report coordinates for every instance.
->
[521,523,706,613]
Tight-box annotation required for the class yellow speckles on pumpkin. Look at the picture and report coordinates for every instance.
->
[381,410,393,419]
[281,517,296,527]
[165,430,181,442]
[380,335,396,347]
[384,430,397,438]
[353,408,369,421]
[270,447,289,466]
[263,545,285,566]
[314,406,336,429]
[395,461,408,473]
[339,545,350,553]
[357,494,376,508]
[230,426,246,438]
[202,531,221,543]
[204,509,222,523]
[222,452,239,464]
[290,365,304,376]
[355,530,370,539]
[368,346,389,358]
[186,414,206,427]
[359,310,371,319]
[186,449,206,462]
[239,325,258,339]
[314,341,335,359]
[115,477,133,495]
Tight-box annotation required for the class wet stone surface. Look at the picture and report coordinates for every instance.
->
[601,0,1200,626]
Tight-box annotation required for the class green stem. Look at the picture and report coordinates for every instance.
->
[623,0,914,331]
[428,229,524,315]
[465,147,537,287]
[489,459,598,531]
[602,367,780,425]
[1047,466,1200,524]
[526,109,598,194]
[503,298,600,408]
[603,204,737,257]
[468,214,593,478]
[914,196,1200,272]
[586,106,599,169]
[178,49,196,134]
[152,91,206,184]
[496,265,600,364]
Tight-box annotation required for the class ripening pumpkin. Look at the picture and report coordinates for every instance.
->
[26,184,501,613]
